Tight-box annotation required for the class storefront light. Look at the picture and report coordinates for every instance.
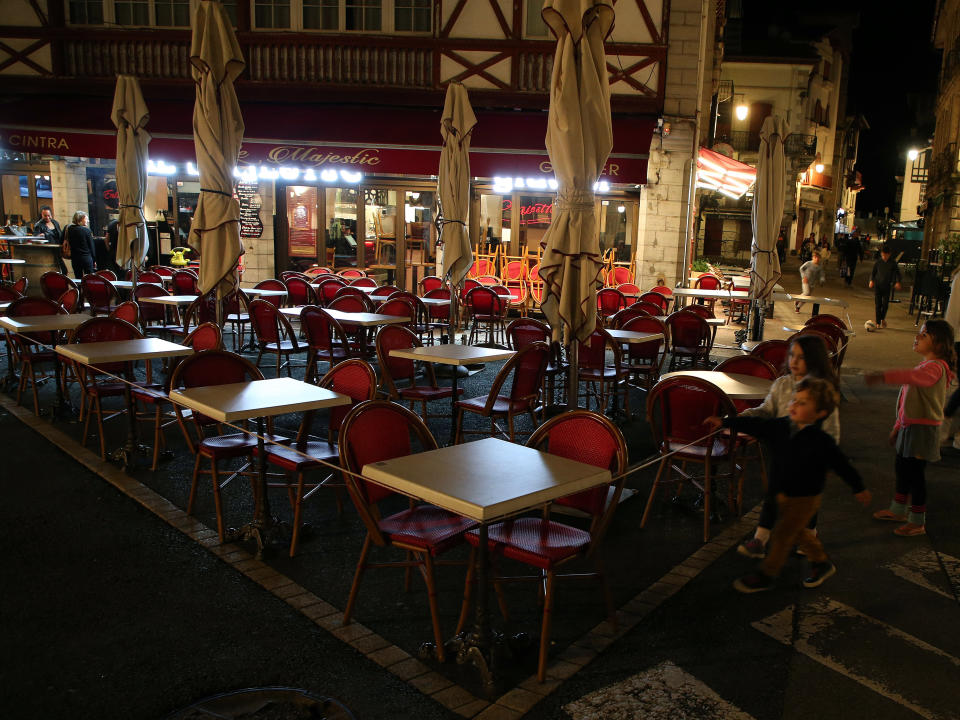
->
[339,170,363,184]
[234,166,258,182]
[320,169,338,182]
[492,177,513,194]
[186,162,200,176]
[258,165,279,180]
[303,169,317,181]
[279,166,300,180]
[594,181,610,193]
[147,159,176,176]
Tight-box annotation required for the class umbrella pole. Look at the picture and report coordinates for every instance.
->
[566,341,578,411]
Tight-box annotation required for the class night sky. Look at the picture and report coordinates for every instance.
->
[738,0,942,217]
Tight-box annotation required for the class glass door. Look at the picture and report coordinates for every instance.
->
[325,186,360,271]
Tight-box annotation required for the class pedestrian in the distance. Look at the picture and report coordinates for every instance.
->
[865,319,956,537]
[841,234,861,286]
[705,378,872,593]
[869,244,902,328]
[796,250,825,315]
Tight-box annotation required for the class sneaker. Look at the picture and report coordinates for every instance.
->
[733,571,775,594]
[803,561,836,588]
[795,303,801,313]
[873,509,907,522]
[893,523,926,537]
[737,538,767,559]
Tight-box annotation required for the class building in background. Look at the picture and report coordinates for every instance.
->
[899,146,930,224]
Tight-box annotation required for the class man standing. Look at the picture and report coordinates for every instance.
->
[868,244,902,328]
[32,205,68,273]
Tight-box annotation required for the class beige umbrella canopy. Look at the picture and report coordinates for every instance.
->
[111,75,150,274]
[538,0,614,347]
[188,0,245,298]
[438,81,477,287]
[749,115,786,337]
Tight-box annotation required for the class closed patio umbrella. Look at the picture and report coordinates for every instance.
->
[188,0,245,300]
[111,75,150,279]
[437,82,476,342]
[538,0,614,406]
[748,115,786,339]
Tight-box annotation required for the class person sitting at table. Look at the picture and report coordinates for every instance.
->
[732,334,840,560]
[705,378,872,593]
[64,210,97,279]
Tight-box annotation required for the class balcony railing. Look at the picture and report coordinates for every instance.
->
[927,143,958,187]
[714,131,759,153]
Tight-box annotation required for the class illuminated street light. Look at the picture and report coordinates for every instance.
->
[907,148,919,161]
[735,104,749,121]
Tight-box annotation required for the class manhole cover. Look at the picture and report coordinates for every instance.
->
[166,687,354,720]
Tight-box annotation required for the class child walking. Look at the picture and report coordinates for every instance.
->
[707,378,871,593]
[865,319,956,535]
[796,250,826,315]
[737,334,840,559]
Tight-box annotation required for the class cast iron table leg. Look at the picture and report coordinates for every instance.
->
[448,367,459,445]
[3,332,18,392]
[50,342,77,421]
[226,417,281,558]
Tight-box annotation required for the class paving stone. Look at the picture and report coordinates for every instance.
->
[367,645,411,668]
[331,622,373,643]
[285,592,319,609]
[272,582,306,599]
[300,600,338,620]
[496,687,542,713]
[383,656,430,680]
[430,684,477,710]
[517,676,562,695]
[473,703,524,720]
[545,659,581,680]
[348,632,392,654]
[407,670,454,694]
[454,699,490,717]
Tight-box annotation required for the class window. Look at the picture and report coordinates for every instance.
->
[345,0,381,31]
[394,0,429,32]
[303,0,338,29]
[69,0,103,24]
[911,151,929,183]
[155,0,190,25]
[115,0,150,25]
[525,0,548,37]
[255,0,291,28]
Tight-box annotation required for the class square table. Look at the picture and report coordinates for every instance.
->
[139,294,199,307]
[362,436,611,694]
[659,370,772,400]
[606,328,664,345]
[388,344,516,444]
[170,377,350,556]
[243,287,288,299]
[57,338,193,469]
[0,312,91,412]
[282,306,410,356]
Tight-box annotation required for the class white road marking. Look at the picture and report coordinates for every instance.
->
[882,548,959,601]
[753,599,960,720]
[562,661,756,720]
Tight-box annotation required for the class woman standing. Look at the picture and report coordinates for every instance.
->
[65,210,97,278]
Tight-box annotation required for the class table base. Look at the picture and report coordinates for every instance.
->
[225,517,291,559]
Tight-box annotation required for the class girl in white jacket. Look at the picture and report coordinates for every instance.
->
[738,334,840,558]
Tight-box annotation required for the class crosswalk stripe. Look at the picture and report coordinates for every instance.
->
[882,548,959,601]
[753,599,960,720]
[562,660,756,720]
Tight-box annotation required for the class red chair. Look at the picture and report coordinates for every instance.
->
[137,271,163,285]
[377,297,415,327]
[665,310,712,370]
[279,270,311,283]
[805,313,847,330]
[639,291,670,314]
[607,265,633,286]
[348,276,377,288]
[682,302,718,350]
[171,269,200,296]
[643,375,738,541]
[370,284,400,302]
[133,322,223,470]
[80,273,121,316]
[506,317,566,414]
[338,268,366,279]
[223,290,251,351]
[338,400,476,662]
[9,276,27,295]
[577,327,630,414]
[749,339,790,375]
[805,320,849,369]
[171,350,272,542]
[620,315,668,390]
[252,279,287,308]
[6,296,63,415]
[714,355,777,412]
[301,306,359,383]
[95,269,117,281]
[248,298,302,377]
[418,275,443,294]
[40,271,77,303]
[617,282,640,305]
[610,305,650,329]
[148,265,175,280]
[386,291,431,344]
[316,278,347,306]
[454,341,550,443]
[285,276,318,307]
[303,266,332,277]
[333,285,375,311]
[422,287,451,339]
[597,287,627,320]
[70,317,144,459]
[377,324,461,421]
[180,292,220,336]
[464,286,506,345]
[57,287,81,314]
[263,358,378,555]
[456,410,628,682]
[693,273,723,315]
[109,300,140,327]
[650,284,673,296]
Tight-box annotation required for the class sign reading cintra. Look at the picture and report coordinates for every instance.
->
[3,133,70,151]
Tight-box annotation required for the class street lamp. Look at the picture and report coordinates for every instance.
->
[907,148,919,161]
[735,104,749,121]
[814,153,824,174]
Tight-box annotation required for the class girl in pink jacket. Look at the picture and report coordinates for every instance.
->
[865,319,956,536]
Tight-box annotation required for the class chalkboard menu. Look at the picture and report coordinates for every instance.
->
[237,182,263,239]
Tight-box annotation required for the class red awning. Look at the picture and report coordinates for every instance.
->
[696,147,756,198]
[0,99,654,185]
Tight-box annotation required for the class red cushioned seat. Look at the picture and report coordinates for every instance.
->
[381,506,478,556]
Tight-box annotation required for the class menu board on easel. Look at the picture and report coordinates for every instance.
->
[237,182,264,239]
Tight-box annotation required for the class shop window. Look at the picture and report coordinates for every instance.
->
[364,188,399,268]
[513,194,554,253]
[525,0,549,37]
[1,174,35,229]
[405,190,436,263]
[286,185,320,260]
[326,187,359,269]
[599,200,635,265]
[175,180,200,247]
[394,0,429,32]
[479,193,507,257]
[69,0,199,27]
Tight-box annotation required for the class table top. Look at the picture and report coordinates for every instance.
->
[310,282,376,293]
[419,296,452,307]
[279,306,410,325]
[243,287,288,298]
[56,338,192,365]
[727,276,785,292]
[389,344,516,365]
[772,292,849,308]
[0,312,90,333]
[139,294,199,306]
[659,370,773,400]
[362,437,612,523]
[170,377,350,422]
[655,314,724,326]
[606,329,664,344]
[671,287,750,299]
[111,280,164,290]
[0,258,26,264]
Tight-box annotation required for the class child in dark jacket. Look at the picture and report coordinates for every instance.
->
[706,377,872,593]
